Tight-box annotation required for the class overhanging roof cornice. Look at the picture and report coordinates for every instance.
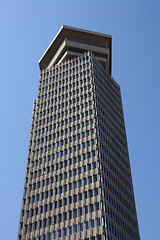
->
[39,25,112,75]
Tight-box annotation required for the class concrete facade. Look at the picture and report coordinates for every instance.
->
[18,26,140,240]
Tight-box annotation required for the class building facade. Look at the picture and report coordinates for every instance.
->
[18,26,140,240]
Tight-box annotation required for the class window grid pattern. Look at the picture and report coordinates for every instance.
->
[92,56,140,240]
[18,51,140,240]
[18,52,104,240]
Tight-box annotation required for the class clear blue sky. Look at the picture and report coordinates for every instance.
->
[1,0,160,239]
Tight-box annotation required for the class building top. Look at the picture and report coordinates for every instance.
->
[39,25,112,75]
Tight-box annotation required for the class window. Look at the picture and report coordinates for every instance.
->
[90,219,95,228]
[89,189,93,198]
[63,198,67,206]
[73,225,77,233]
[93,174,97,182]
[84,221,89,230]
[58,214,62,223]
[57,229,61,238]
[78,193,82,201]
[69,226,72,235]
[73,195,77,203]
[78,179,82,187]
[85,206,88,214]
[94,188,99,196]
[69,196,72,204]
[84,191,87,199]
[69,183,72,190]
[73,181,77,189]
[69,210,72,219]
[88,176,92,184]
[89,204,94,213]
[78,207,83,216]
[73,209,77,218]
[96,218,101,227]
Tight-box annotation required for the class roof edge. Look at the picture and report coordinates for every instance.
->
[38,25,112,72]
[38,25,64,65]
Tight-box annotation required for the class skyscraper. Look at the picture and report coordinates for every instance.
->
[18,26,140,240]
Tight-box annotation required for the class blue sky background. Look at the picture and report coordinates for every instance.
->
[1,0,160,239]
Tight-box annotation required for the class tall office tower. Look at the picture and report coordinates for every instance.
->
[18,26,140,240]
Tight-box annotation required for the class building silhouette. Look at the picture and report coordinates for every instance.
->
[18,26,140,240]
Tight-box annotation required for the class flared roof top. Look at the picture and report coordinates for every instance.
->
[39,25,112,75]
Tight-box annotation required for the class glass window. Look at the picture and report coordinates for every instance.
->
[85,206,88,214]
[78,193,82,201]
[73,195,77,203]
[73,225,77,233]
[69,226,72,235]
[84,221,89,230]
